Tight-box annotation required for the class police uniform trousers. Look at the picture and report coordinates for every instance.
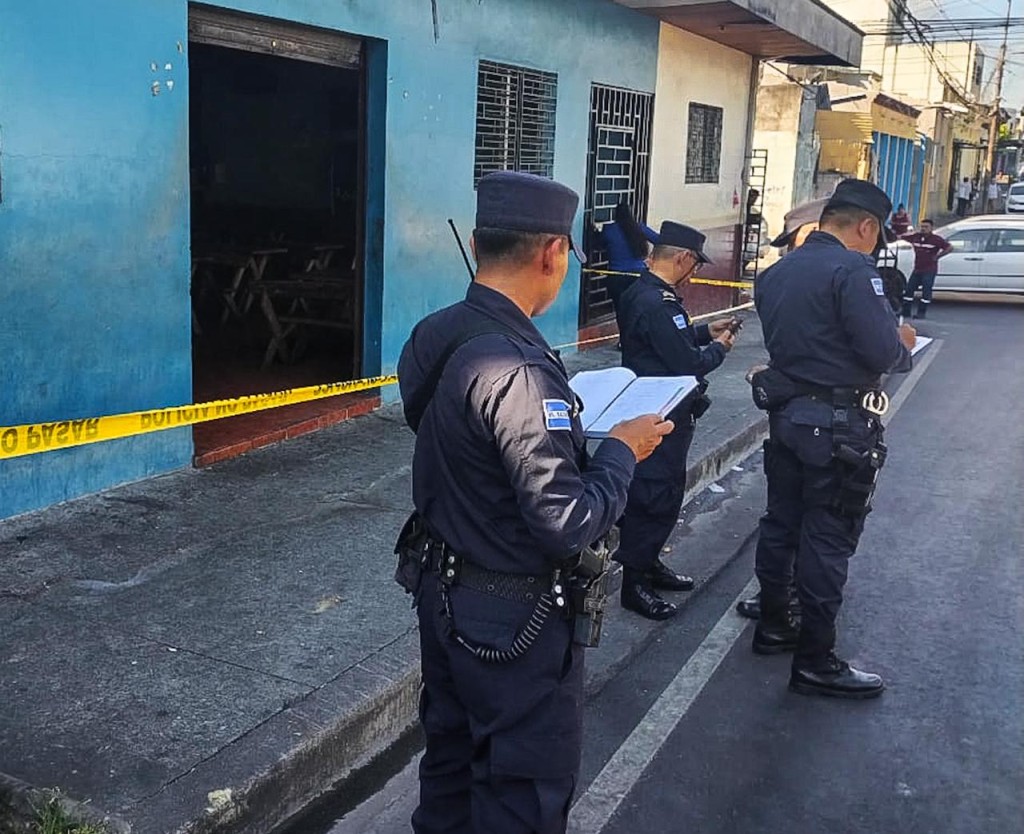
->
[413,572,584,834]
[754,400,879,665]
[616,417,696,572]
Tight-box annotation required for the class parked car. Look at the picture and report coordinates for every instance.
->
[1006,182,1024,214]
[877,216,1024,294]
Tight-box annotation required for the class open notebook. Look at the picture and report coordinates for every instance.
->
[568,367,700,439]
[911,336,932,356]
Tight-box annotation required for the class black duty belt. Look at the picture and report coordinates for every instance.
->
[426,541,551,604]
[802,386,890,417]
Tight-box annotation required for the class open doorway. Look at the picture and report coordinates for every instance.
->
[188,8,368,462]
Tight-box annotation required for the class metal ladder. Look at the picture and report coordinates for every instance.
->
[741,149,768,282]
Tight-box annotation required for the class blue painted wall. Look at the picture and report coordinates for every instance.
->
[0,0,194,519]
[0,0,659,518]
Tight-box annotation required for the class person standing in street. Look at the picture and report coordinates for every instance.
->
[750,179,916,699]
[614,222,737,620]
[956,177,972,217]
[900,219,953,320]
[987,179,1001,213]
[397,171,674,834]
[890,203,912,236]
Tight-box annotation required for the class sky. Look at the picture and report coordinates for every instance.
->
[908,0,1024,109]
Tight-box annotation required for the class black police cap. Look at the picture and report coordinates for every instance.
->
[825,179,893,225]
[476,171,587,262]
[658,221,713,264]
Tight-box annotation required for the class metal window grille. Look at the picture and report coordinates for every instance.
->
[580,84,654,327]
[474,60,557,184]
[685,103,723,184]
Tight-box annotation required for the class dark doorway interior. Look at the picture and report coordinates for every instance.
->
[188,41,367,462]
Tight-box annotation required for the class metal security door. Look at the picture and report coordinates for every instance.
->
[580,85,653,328]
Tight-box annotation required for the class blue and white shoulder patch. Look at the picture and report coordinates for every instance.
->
[871,277,885,296]
[672,313,688,329]
[543,399,572,431]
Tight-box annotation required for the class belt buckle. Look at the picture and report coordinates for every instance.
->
[860,390,889,417]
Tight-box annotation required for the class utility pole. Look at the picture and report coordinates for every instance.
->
[983,0,1012,210]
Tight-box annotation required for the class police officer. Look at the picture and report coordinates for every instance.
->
[397,171,674,833]
[614,222,737,620]
[736,197,828,621]
[751,179,916,699]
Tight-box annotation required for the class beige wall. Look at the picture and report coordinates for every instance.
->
[647,22,753,231]
[753,83,803,244]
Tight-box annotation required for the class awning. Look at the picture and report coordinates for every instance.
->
[613,0,862,66]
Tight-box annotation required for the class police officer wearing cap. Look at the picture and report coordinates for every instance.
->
[614,222,738,620]
[736,197,829,621]
[750,179,916,699]
[397,171,673,833]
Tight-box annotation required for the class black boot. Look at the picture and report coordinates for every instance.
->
[752,594,799,654]
[901,300,913,319]
[736,591,801,621]
[789,652,884,699]
[621,569,678,620]
[916,301,928,319]
[647,559,695,591]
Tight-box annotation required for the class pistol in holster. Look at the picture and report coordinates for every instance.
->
[394,511,431,602]
[832,440,888,522]
[567,527,618,648]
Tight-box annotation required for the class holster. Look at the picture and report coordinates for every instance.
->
[568,528,618,648]
[393,511,431,601]
[831,404,887,521]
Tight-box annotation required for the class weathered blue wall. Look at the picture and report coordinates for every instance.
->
[0,0,658,519]
[0,0,194,519]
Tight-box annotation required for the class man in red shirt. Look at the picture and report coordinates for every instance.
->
[900,219,953,319]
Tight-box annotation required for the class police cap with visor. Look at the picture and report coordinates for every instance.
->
[476,171,587,262]
[657,220,713,264]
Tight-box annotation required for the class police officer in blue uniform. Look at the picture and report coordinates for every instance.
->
[614,222,738,620]
[397,171,674,833]
[750,179,916,699]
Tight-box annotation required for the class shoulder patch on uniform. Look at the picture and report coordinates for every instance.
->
[871,277,885,296]
[543,399,572,431]
[672,313,688,329]
[661,290,676,301]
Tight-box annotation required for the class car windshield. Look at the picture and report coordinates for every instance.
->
[1009,184,1024,195]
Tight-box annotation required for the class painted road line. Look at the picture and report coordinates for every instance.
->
[568,338,943,834]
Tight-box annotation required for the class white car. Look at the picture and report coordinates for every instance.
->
[1006,182,1024,214]
[877,216,1024,294]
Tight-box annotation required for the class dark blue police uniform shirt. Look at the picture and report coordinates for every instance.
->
[617,269,727,379]
[398,282,636,576]
[755,231,909,388]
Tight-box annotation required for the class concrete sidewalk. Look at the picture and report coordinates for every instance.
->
[0,318,769,834]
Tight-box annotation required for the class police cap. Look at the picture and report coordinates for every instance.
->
[825,179,893,226]
[658,221,714,264]
[770,197,830,248]
[476,171,587,262]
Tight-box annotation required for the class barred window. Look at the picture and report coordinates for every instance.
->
[685,103,723,184]
[474,60,558,185]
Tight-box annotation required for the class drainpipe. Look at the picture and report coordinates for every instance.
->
[738,56,761,304]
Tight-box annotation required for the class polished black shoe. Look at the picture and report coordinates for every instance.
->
[752,618,800,655]
[736,595,761,619]
[647,559,695,592]
[621,572,678,620]
[736,593,801,620]
[789,654,885,699]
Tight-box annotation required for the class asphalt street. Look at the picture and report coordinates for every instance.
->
[301,297,1023,834]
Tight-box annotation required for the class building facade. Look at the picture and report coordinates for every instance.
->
[0,0,858,520]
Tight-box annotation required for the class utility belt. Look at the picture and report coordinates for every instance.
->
[747,366,890,418]
[393,513,616,661]
[750,367,889,522]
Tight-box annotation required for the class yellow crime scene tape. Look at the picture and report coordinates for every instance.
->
[1,301,755,461]
[690,277,755,289]
[0,376,398,461]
